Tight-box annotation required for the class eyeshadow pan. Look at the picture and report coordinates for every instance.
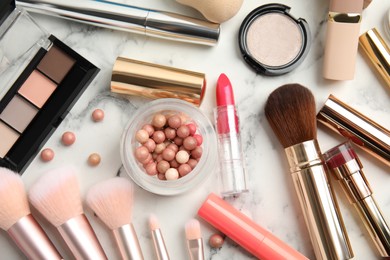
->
[18,70,57,108]
[0,121,19,158]
[0,95,38,133]
[37,45,76,83]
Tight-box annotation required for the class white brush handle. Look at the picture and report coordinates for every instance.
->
[7,214,62,260]
[58,214,107,260]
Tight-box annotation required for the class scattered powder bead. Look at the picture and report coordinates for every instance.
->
[157,160,170,173]
[136,129,150,144]
[183,136,197,150]
[92,109,104,122]
[194,134,203,145]
[162,148,176,161]
[152,113,167,128]
[168,115,181,129]
[88,153,101,166]
[40,148,54,162]
[144,139,156,152]
[165,168,179,180]
[178,164,192,177]
[142,124,155,136]
[164,127,176,140]
[176,150,190,164]
[62,131,76,146]
[186,123,197,136]
[177,125,190,138]
[152,131,166,144]
[209,234,224,249]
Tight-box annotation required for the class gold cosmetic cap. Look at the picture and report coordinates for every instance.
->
[111,57,206,106]
[317,95,390,167]
[359,28,390,89]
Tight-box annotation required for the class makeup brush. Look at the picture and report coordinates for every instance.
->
[86,177,144,260]
[185,219,204,260]
[0,167,62,260]
[264,84,353,260]
[28,167,107,260]
[149,214,170,260]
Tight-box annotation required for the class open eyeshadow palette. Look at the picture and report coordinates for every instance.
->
[0,0,99,173]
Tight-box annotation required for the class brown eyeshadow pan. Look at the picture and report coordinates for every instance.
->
[0,95,38,133]
[37,45,76,83]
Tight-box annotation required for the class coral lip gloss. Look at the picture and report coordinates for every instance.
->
[214,73,248,196]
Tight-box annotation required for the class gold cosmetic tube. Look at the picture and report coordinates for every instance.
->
[317,95,390,167]
[359,28,390,89]
[324,141,390,257]
[111,57,206,106]
[285,140,353,260]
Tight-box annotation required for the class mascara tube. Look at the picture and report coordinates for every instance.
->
[324,141,390,257]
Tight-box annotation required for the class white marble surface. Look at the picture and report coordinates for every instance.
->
[1,0,390,259]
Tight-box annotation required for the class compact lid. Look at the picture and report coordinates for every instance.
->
[0,0,15,26]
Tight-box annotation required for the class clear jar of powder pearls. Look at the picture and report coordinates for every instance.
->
[121,98,217,195]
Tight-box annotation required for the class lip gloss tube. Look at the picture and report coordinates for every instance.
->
[214,73,248,197]
[323,0,364,80]
[324,141,390,257]
[198,193,309,260]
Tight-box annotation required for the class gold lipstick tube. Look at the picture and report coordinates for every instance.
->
[324,142,390,257]
[7,214,62,260]
[317,95,390,167]
[58,214,107,260]
[359,28,390,88]
[112,223,144,260]
[285,140,353,260]
[111,57,206,106]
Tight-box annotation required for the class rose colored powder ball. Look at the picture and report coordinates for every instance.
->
[168,115,181,129]
[170,159,179,168]
[164,127,176,140]
[158,173,166,180]
[152,131,166,144]
[143,139,156,152]
[155,154,164,163]
[162,148,176,161]
[187,159,198,169]
[167,143,179,153]
[173,137,183,146]
[141,153,153,165]
[194,134,203,146]
[152,113,166,128]
[157,160,170,174]
[183,136,197,150]
[145,162,158,176]
[136,129,150,144]
[142,124,155,136]
[178,164,192,177]
[135,146,150,162]
[177,125,190,138]
[191,146,203,159]
[155,143,166,154]
[209,234,224,249]
[186,123,197,135]
[62,131,76,146]
[92,109,104,122]
[88,153,101,166]
[40,148,54,162]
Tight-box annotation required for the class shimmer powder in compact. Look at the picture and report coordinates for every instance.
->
[239,4,311,75]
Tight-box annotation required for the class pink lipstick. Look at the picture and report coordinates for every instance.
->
[214,73,248,196]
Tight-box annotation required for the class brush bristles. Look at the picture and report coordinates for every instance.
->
[28,167,83,227]
[149,214,160,231]
[185,219,201,240]
[264,84,317,148]
[0,168,30,230]
[86,177,134,230]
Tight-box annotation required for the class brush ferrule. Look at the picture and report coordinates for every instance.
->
[151,229,170,260]
[284,140,353,260]
[58,214,107,260]
[112,224,144,260]
[7,214,62,260]
[186,238,204,260]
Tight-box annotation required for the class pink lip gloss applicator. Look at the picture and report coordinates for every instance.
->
[214,73,248,197]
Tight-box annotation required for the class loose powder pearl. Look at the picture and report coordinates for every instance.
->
[177,125,190,138]
[88,153,101,166]
[143,139,156,152]
[92,109,104,122]
[188,159,198,169]
[176,150,190,164]
[158,173,166,180]
[40,148,54,162]
[165,168,179,180]
[142,124,155,136]
[152,131,166,144]
[209,234,224,248]
[174,137,183,146]
[170,159,179,168]
[145,162,158,176]
[164,127,176,140]
[186,123,197,135]
[62,131,76,146]
[168,115,181,129]
[194,134,203,145]
[167,143,179,153]
[191,146,203,159]
[135,146,150,162]
[178,164,192,177]
[152,113,167,128]
[157,160,170,173]
[155,143,166,154]
[136,129,150,144]
[162,148,176,161]
[183,136,197,150]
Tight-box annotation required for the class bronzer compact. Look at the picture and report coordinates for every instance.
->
[239,4,311,76]
[0,0,99,173]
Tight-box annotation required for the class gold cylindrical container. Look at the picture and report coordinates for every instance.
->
[285,140,353,260]
[359,28,390,88]
[324,142,390,257]
[317,95,390,167]
[111,57,206,106]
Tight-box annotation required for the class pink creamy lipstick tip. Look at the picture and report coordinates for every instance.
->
[216,73,235,107]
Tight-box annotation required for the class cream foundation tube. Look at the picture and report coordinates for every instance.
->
[323,0,364,80]
[198,193,309,260]
[324,142,390,257]
[317,95,390,167]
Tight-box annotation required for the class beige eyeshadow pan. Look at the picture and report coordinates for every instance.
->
[0,95,38,133]
[37,45,76,83]
[18,70,57,108]
[0,121,19,158]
